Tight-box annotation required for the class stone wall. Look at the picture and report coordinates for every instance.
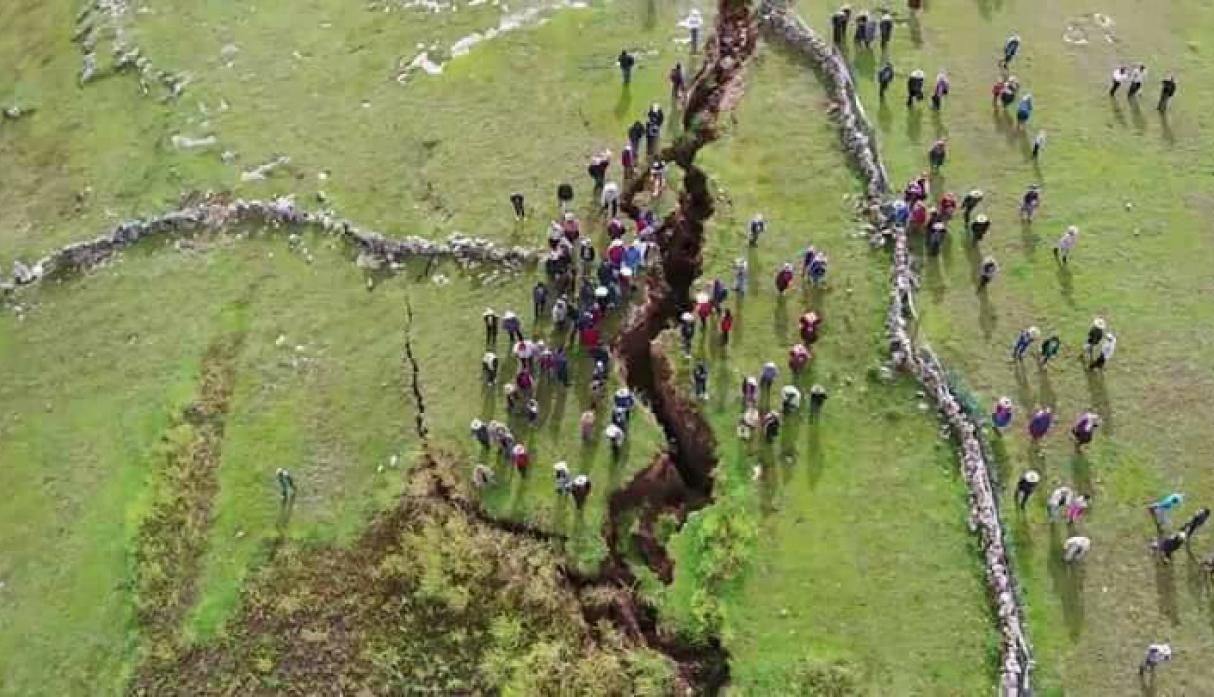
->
[758,3,1033,694]
[2,196,537,294]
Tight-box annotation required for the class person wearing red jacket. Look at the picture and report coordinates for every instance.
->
[775,263,795,294]
[720,308,735,345]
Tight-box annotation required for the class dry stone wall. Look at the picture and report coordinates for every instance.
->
[758,2,1033,693]
[1,196,537,294]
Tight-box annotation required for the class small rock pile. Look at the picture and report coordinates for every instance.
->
[1,196,539,294]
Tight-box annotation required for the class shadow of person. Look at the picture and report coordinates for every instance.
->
[614,83,633,120]
[1086,369,1113,435]
[878,97,893,131]
[1055,261,1075,306]
[908,13,924,47]
[907,105,924,143]
[643,0,656,30]
[1111,97,1127,128]
[1160,111,1176,145]
[773,294,790,343]
[1037,366,1057,408]
[1156,558,1181,626]
[805,417,825,490]
[1130,97,1148,133]
[978,286,997,340]
[1071,450,1092,494]
[1046,525,1086,639]
[1019,218,1039,257]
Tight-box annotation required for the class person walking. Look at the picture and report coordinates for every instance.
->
[879,12,894,50]
[532,282,549,321]
[1153,531,1187,563]
[1039,334,1062,366]
[627,120,645,155]
[1028,406,1054,441]
[276,467,296,503]
[775,263,795,295]
[1148,492,1184,531]
[1054,225,1078,264]
[1002,33,1021,68]
[1012,326,1039,361]
[557,182,574,213]
[830,6,848,45]
[470,419,491,448]
[741,376,759,408]
[1015,469,1041,510]
[509,192,526,220]
[1158,74,1177,112]
[482,351,499,385]
[1109,65,1128,96]
[618,50,636,85]
[1139,643,1172,679]
[969,214,991,243]
[472,463,495,488]
[762,410,781,442]
[781,385,802,413]
[878,61,895,101]
[601,180,620,218]
[788,343,811,374]
[679,311,696,355]
[906,68,925,108]
[580,410,596,443]
[605,423,626,457]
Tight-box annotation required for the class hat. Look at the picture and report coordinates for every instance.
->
[1093,317,1106,329]
[1025,470,1040,484]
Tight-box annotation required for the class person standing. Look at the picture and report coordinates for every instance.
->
[961,189,984,224]
[1012,326,1039,361]
[853,12,869,48]
[1002,33,1021,68]
[1063,536,1091,563]
[733,258,749,295]
[1153,531,1187,563]
[533,282,549,320]
[570,474,592,509]
[483,308,499,345]
[1090,333,1116,371]
[679,311,696,355]
[969,214,991,243]
[627,120,645,155]
[482,351,499,385]
[830,7,848,45]
[1127,64,1147,98]
[1139,643,1172,679]
[1054,225,1078,264]
[878,61,895,101]
[748,213,766,247]
[978,256,1000,290]
[1028,406,1054,441]
[879,12,894,50]
[931,71,950,110]
[601,180,620,218]
[720,308,735,345]
[1015,93,1034,130]
[669,63,686,103]
[1020,184,1041,222]
[928,139,947,172]
[693,362,709,399]
[683,9,704,54]
[472,463,495,488]
[1071,411,1101,448]
[775,263,795,294]
[557,182,574,212]
[618,50,636,85]
[759,361,779,392]
[276,467,296,503]
[580,410,596,443]
[992,396,1014,431]
[509,192,526,220]
[605,424,626,457]
[1015,469,1041,510]
[1031,130,1046,160]
[781,385,802,413]
[1109,65,1128,96]
[1158,74,1177,112]
[1047,486,1074,521]
[906,69,925,108]
[1039,334,1062,366]
[809,384,828,422]
[1084,317,1106,361]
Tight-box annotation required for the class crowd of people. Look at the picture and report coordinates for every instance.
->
[822,2,1191,682]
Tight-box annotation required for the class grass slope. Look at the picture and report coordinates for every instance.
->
[791,0,1214,692]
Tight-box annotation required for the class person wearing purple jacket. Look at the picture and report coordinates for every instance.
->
[1028,406,1054,441]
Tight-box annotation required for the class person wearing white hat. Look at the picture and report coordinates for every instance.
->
[553,461,571,493]
[1055,225,1079,265]
[605,424,626,457]
[1015,469,1041,510]
[1063,536,1091,563]
[781,385,802,413]
[1084,317,1106,361]
[1139,643,1172,679]
[1090,332,1116,371]
[682,9,704,54]
[679,311,696,355]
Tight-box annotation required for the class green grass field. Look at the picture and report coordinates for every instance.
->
[3,0,1213,693]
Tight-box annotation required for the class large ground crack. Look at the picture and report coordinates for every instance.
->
[758,3,1035,693]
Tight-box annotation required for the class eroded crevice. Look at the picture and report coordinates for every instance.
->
[758,3,1035,693]
[131,329,244,666]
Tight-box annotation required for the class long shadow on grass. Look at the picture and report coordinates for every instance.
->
[1047,523,1086,639]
